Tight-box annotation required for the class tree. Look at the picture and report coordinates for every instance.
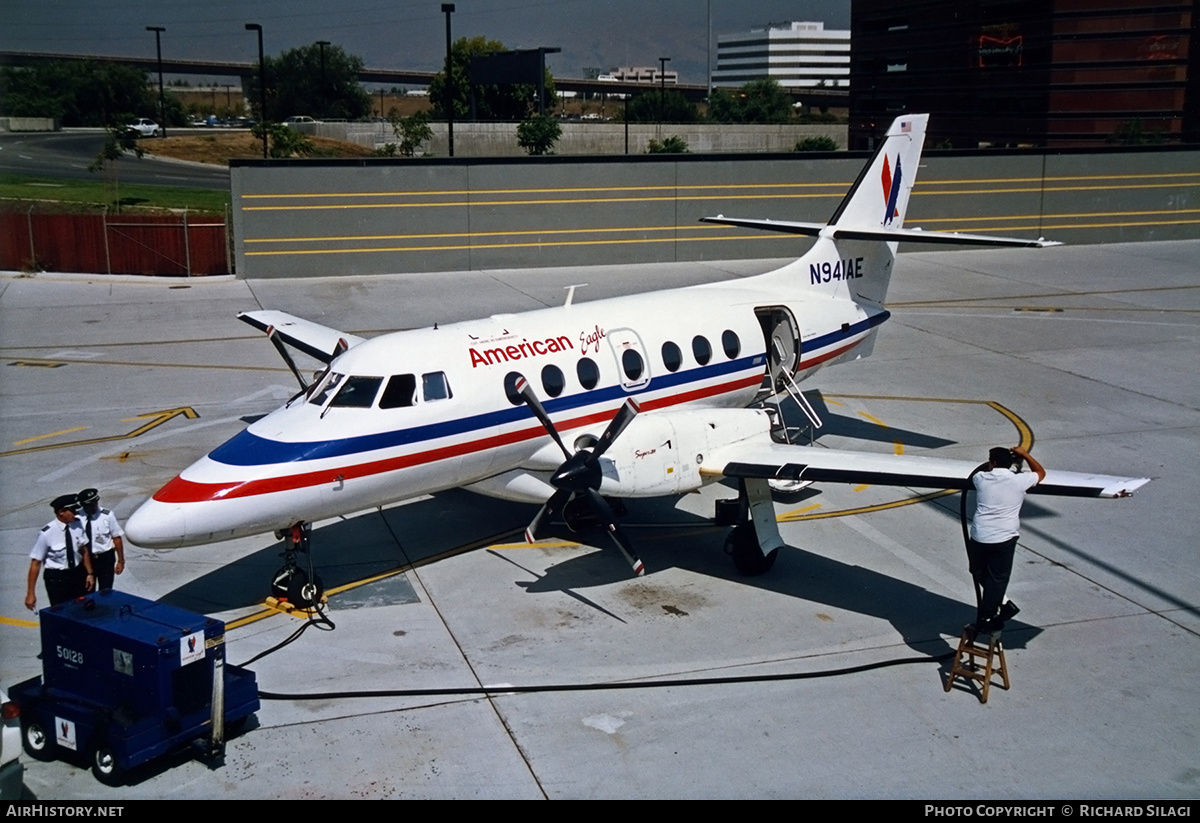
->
[1,61,154,127]
[251,121,315,158]
[620,90,699,123]
[647,135,689,153]
[87,126,144,213]
[246,42,371,122]
[517,114,562,155]
[388,110,434,157]
[428,36,556,121]
[794,135,838,152]
[708,79,793,124]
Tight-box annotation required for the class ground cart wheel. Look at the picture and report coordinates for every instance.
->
[91,742,124,786]
[22,718,54,761]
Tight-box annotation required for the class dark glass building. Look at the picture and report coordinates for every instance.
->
[850,0,1198,149]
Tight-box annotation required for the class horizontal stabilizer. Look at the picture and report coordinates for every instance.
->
[707,442,1149,499]
[239,310,365,364]
[699,216,1060,249]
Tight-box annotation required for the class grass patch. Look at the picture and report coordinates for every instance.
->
[0,173,231,214]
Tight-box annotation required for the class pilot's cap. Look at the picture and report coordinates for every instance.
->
[51,494,79,512]
[77,488,100,506]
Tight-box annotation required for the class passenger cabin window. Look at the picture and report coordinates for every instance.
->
[541,364,565,398]
[722,330,741,359]
[380,374,417,408]
[330,375,383,408]
[661,341,682,372]
[621,349,644,382]
[577,358,600,390]
[504,371,525,406]
[692,335,712,366]
[422,371,452,401]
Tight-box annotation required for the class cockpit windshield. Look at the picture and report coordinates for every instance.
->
[309,372,344,405]
[328,375,383,408]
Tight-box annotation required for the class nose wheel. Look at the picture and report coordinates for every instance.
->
[270,522,325,609]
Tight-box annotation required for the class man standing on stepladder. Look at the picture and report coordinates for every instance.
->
[968,445,1046,632]
[78,488,126,591]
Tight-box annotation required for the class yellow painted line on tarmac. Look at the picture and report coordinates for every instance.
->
[853,484,870,492]
[241,180,848,201]
[1,615,40,628]
[245,232,798,257]
[7,360,66,368]
[778,489,960,523]
[243,190,838,212]
[13,426,87,446]
[857,411,888,427]
[780,503,822,519]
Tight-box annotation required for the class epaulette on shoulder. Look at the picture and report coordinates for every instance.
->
[40,524,51,532]
[101,509,111,515]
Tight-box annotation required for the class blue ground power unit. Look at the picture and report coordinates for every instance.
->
[9,590,258,785]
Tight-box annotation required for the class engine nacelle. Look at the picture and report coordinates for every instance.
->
[595,408,772,497]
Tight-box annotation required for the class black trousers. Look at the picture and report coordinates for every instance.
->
[43,566,87,606]
[92,550,116,591]
[967,536,1018,625]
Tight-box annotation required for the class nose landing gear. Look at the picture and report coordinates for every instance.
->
[270,522,325,609]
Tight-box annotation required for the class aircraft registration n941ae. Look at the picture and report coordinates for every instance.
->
[125,114,1149,602]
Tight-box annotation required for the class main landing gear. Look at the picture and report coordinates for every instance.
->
[718,478,784,576]
[270,522,325,609]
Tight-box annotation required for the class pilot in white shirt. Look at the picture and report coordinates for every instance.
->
[26,494,94,610]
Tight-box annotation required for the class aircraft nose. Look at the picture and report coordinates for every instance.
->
[125,497,188,549]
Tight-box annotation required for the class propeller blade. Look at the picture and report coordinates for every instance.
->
[591,397,641,460]
[525,489,571,543]
[515,377,571,460]
[267,326,309,391]
[585,488,644,576]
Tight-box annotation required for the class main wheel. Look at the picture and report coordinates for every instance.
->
[91,743,124,786]
[724,525,778,576]
[22,718,54,761]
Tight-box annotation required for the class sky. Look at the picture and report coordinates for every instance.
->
[1,0,851,84]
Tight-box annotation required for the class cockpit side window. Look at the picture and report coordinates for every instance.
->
[380,374,418,408]
[309,372,345,405]
[422,372,452,401]
[329,375,383,408]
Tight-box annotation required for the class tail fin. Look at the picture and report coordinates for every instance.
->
[827,114,928,231]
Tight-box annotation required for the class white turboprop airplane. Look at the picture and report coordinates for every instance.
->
[125,114,1148,600]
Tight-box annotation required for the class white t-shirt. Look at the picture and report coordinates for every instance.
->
[970,467,1040,544]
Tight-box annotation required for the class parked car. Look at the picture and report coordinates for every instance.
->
[125,118,160,138]
[0,689,25,800]
[283,115,317,126]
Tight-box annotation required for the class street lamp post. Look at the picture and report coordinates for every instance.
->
[658,56,670,124]
[316,40,330,117]
[245,23,267,159]
[441,4,455,157]
[146,26,166,139]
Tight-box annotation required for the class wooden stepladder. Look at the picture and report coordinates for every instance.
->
[945,625,1011,703]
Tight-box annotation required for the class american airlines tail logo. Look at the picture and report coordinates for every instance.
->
[881,154,903,224]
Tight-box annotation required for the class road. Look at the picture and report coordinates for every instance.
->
[0,129,229,189]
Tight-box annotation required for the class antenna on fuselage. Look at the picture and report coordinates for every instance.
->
[564,283,588,306]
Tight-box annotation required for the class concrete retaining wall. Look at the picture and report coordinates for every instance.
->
[231,147,1200,278]
[0,117,59,132]
[300,121,847,156]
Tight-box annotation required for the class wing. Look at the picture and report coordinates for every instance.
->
[699,216,1061,248]
[703,441,1149,499]
[238,310,366,364]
